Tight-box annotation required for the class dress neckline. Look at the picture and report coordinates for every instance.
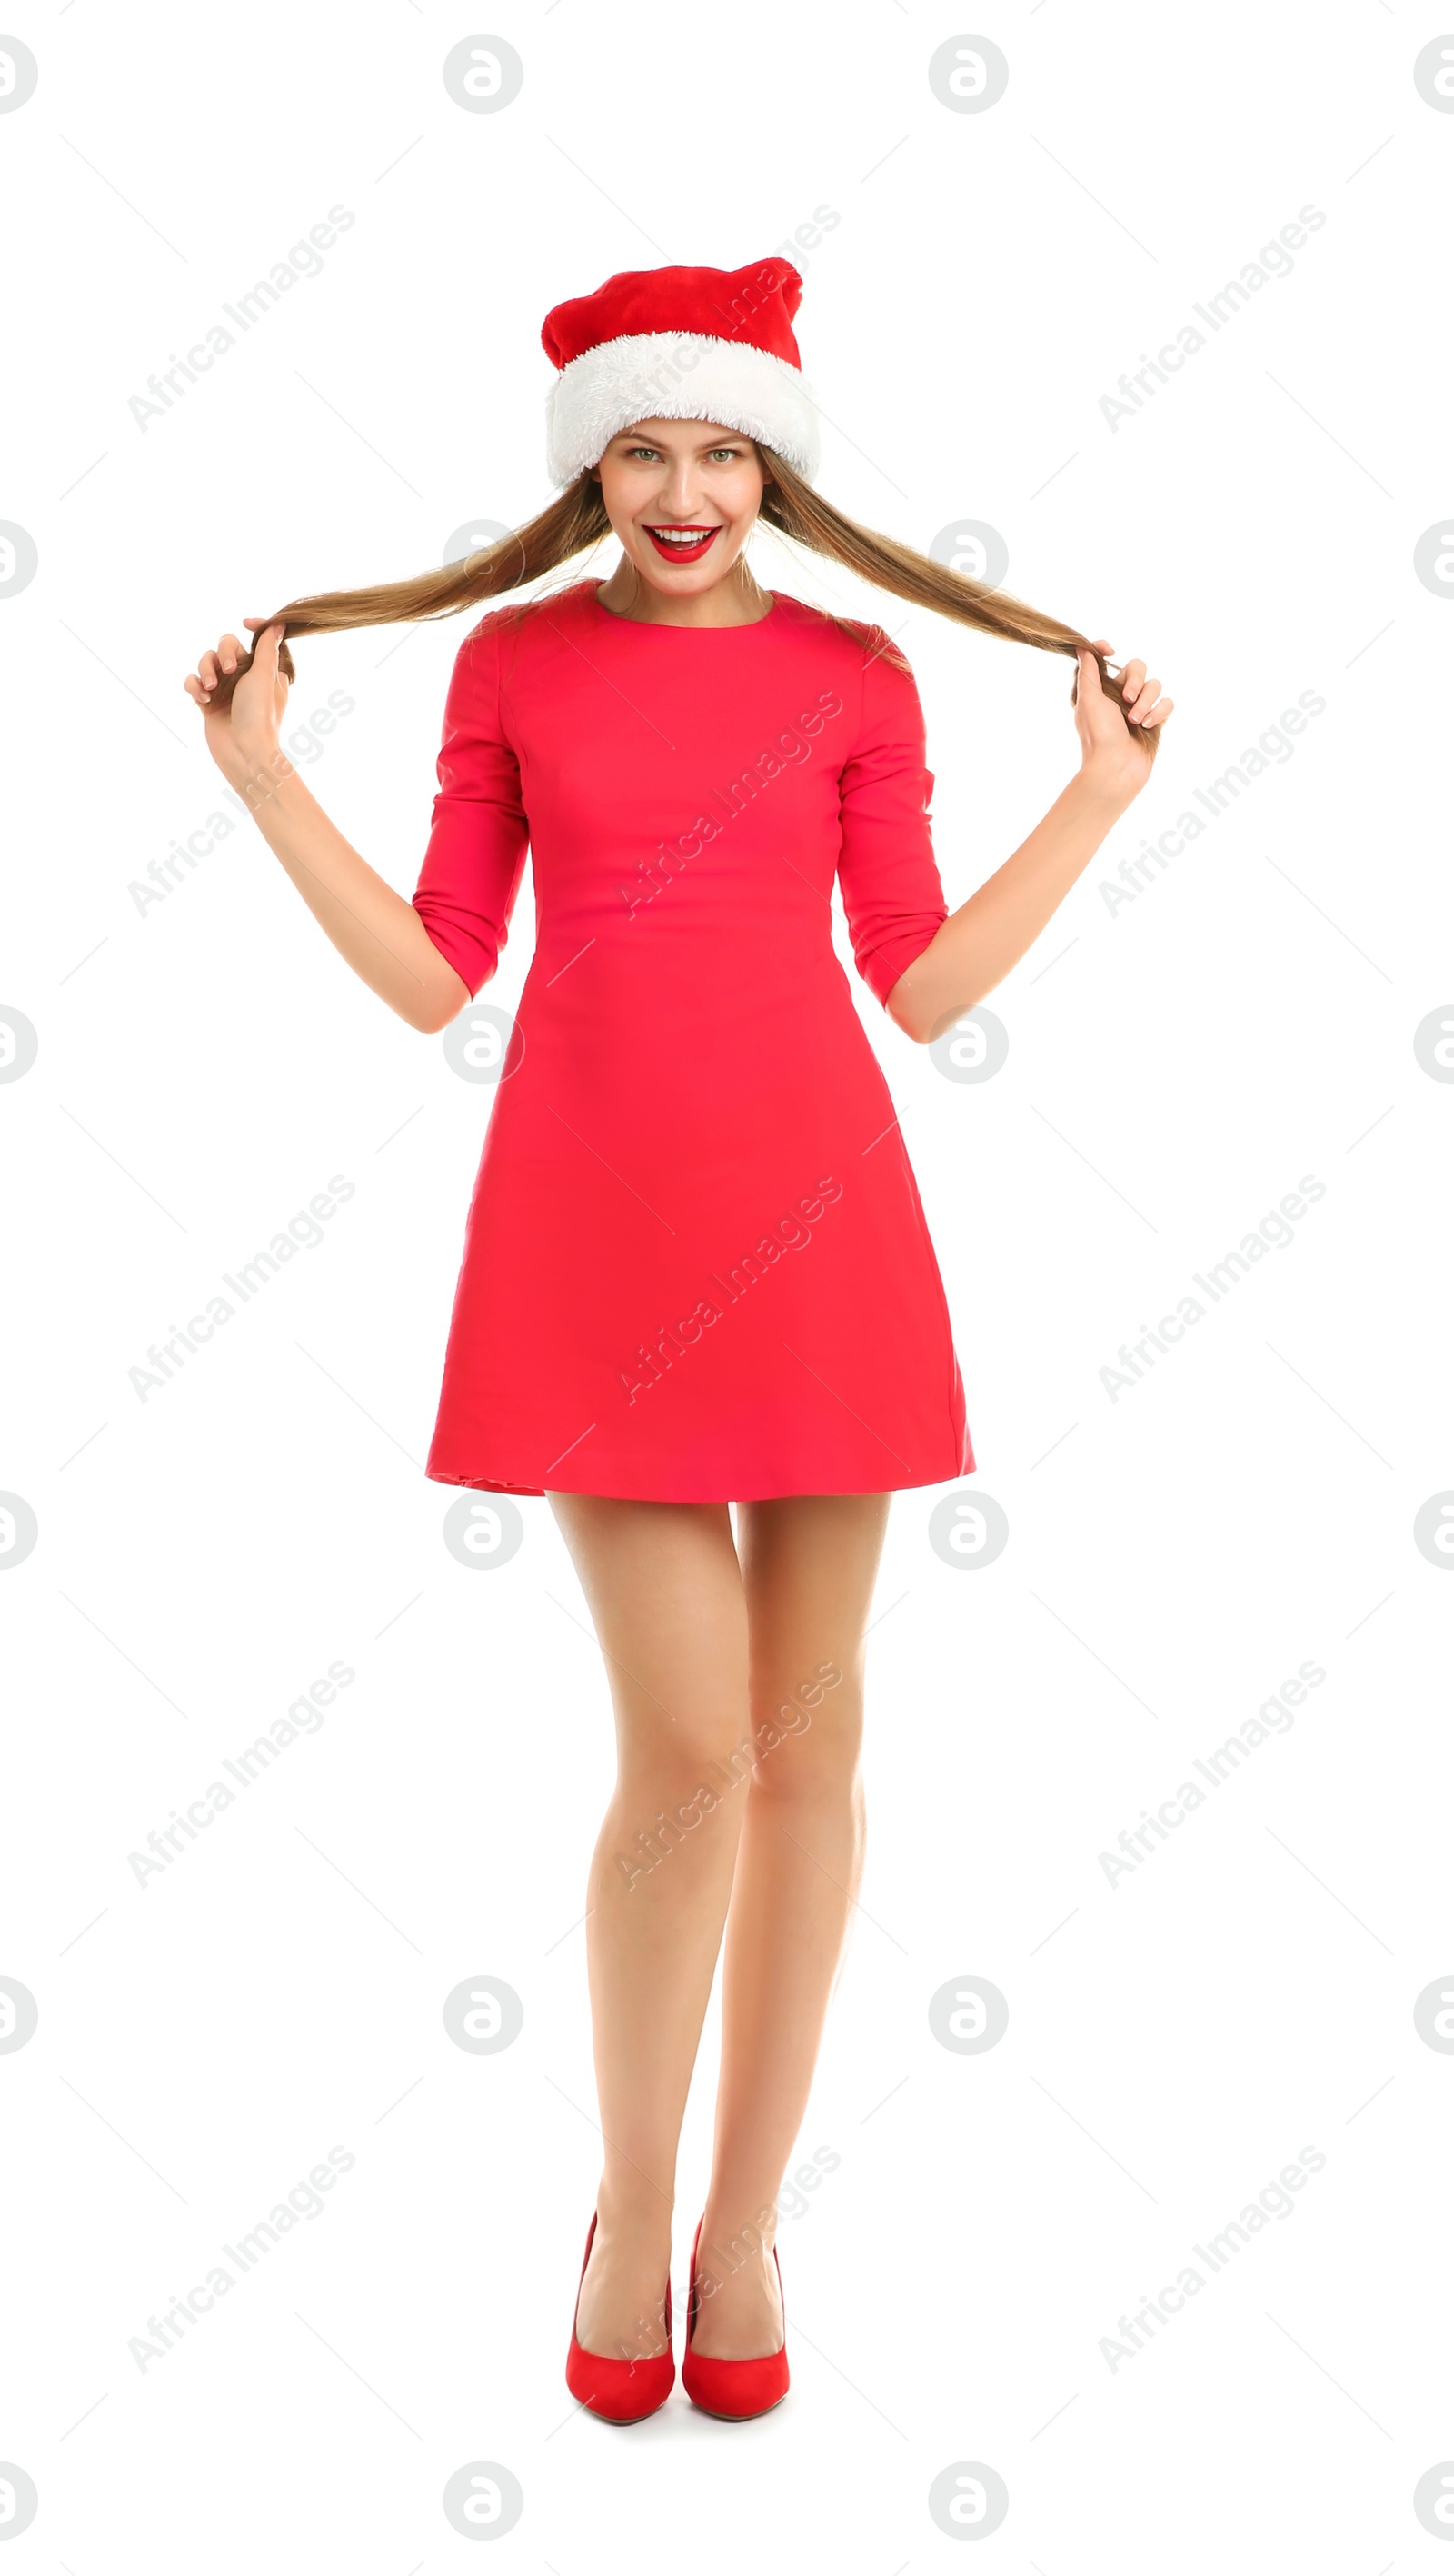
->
[589,579,780,634]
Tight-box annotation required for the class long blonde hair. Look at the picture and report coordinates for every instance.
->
[208,448,1156,749]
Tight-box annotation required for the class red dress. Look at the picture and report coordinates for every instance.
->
[412,578,974,1502]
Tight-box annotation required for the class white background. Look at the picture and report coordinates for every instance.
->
[4,2,1453,2567]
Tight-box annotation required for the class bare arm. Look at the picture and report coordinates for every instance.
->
[183,620,470,1034]
[885,643,1174,1045]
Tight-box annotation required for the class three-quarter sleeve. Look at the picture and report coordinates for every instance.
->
[835,629,949,1006]
[412,618,531,997]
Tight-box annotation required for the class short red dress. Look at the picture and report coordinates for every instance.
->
[412,577,974,1502]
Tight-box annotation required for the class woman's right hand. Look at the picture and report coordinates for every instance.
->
[175,614,467,1033]
[183,618,293,783]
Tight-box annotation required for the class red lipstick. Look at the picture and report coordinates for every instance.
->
[643,526,720,564]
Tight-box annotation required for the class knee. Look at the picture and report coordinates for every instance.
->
[619,1716,756,1816]
[650,1709,757,1789]
[607,1769,743,1889]
[746,1693,861,1802]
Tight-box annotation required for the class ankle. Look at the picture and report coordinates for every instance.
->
[593,2178,673,2249]
[695,2199,779,2285]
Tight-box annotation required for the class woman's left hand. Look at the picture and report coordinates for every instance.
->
[1074,637,1174,804]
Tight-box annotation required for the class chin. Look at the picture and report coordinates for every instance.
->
[639,561,728,594]
[651,562,721,583]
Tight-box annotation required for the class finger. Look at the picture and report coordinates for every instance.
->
[215,631,246,674]
[1090,637,1113,655]
[1118,657,1147,697]
[184,674,207,705]
[1140,695,1174,728]
[1072,644,1099,704]
[1126,676,1162,724]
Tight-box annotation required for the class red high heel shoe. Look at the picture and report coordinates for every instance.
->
[564,2213,675,2423]
[681,2216,790,2420]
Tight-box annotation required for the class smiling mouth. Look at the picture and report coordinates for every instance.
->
[643,525,721,563]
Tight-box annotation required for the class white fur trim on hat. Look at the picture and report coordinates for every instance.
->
[545,331,821,485]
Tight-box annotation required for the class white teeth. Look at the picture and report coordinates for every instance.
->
[652,528,713,544]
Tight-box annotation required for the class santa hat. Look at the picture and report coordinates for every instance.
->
[541,257,821,487]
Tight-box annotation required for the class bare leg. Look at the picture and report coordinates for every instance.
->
[546,1493,754,2361]
[692,1491,891,2358]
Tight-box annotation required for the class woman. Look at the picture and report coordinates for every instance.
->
[184,255,1172,2424]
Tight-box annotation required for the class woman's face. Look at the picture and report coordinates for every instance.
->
[593,420,770,598]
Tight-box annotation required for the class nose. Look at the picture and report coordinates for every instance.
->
[654,459,707,519]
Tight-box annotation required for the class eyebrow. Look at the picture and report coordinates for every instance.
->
[618,433,749,449]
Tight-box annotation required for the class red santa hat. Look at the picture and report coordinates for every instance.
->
[541,257,821,487]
